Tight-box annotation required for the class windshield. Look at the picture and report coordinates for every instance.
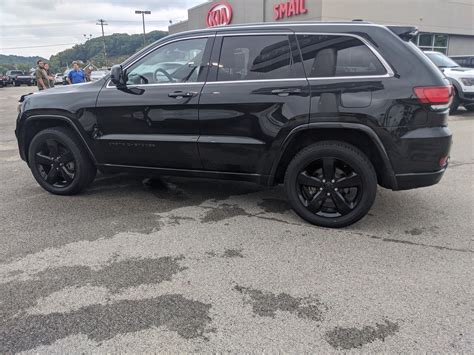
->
[425,52,460,68]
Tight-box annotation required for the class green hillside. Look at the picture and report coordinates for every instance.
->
[0,55,47,74]
[49,30,168,72]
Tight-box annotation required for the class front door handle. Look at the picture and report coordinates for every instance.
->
[271,88,302,96]
[168,91,198,99]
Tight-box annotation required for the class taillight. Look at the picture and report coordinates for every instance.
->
[414,86,453,109]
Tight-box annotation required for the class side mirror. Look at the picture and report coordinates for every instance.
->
[110,65,127,88]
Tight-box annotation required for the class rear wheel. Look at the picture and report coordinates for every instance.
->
[28,127,96,195]
[284,141,377,228]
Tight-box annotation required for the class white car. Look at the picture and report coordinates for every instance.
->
[54,74,63,85]
[90,70,109,82]
[424,51,474,113]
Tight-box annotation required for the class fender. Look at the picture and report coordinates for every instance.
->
[447,77,462,95]
[268,122,398,189]
[21,114,97,164]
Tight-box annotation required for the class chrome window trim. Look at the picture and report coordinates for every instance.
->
[106,81,205,89]
[205,78,308,85]
[209,31,394,83]
[106,30,394,88]
[295,32,395,79]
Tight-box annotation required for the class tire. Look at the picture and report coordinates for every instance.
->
[465,105,474,112]
[284,141,377,228]
[28,127,97,195]
[450,90,460,114]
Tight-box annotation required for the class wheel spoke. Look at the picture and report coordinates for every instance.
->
[331,191,353,215]
[45,167,59,184]
[35,152,53,165]
[322,157,335,181]
[335,173,362,189]
[307,191,327,213]
[60,166,74,182]
[58,151,74,164]
[298,171,324,188]
[46,139,59,157]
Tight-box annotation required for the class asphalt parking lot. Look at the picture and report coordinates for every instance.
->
[0,85,472,353]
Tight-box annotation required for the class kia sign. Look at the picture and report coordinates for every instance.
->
[274,0,308,20]
[206,2,233,27]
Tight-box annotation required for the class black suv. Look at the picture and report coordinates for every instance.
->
[15,22,453,227]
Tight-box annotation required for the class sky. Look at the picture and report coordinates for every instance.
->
[0,0,205,59]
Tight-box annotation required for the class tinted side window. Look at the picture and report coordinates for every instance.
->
[126,38,208,85]
[217,35,296,81]
[297,35,387,78]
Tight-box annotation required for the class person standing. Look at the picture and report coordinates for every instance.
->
[67,61,86,85]
[44,63,54,88]
[35,60,49,91]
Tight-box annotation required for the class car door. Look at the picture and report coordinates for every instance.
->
[94,35,214,169]
[198,32,310,176]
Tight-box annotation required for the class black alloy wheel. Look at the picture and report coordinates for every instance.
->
[285,141,377,228]
[28,127,97,195]
[34,139,76,188]
[297,157,362,218]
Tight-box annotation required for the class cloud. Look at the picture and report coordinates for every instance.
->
[0,0,204,58]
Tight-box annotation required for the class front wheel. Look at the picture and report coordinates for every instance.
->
[28,127,97,195]
[450,89,460,114]
[284,141,377,228]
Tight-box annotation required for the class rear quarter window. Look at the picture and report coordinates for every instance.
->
[297,35,387,78]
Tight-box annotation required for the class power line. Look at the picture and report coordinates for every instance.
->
[0,43,78,50]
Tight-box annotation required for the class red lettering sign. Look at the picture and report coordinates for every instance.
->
[206,2,233,27]
[274,0,308,20]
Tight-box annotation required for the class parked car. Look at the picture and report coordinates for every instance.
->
[424,51,474,113]
[5,70,35,86]
[62,69,72,85]
[450,55,474,69]
[15,22,453,227]
[90,69,109,82]
[54,73,64,85]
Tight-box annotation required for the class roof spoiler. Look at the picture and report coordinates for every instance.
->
[387,26,419,41]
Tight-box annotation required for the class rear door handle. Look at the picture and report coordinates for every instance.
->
[271,88,302,96]
[168,91,198,98]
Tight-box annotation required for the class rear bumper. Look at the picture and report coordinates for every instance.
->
[394,168,447,190]
[387,126,452,190]
[458,90,474,104]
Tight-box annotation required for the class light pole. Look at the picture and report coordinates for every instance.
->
[135,10,151,46]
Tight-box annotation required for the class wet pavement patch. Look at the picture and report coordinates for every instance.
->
[0,294,213,353]
[0,256,187,320]
[234,285,324,321]
[201,204,252,223]
[405,228,423,236]
[222,249,244,258]
[325,320,399,350]
[258,198,291,214]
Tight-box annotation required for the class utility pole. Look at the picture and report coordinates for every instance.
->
[96,19,108,67]
[135,10,151,46]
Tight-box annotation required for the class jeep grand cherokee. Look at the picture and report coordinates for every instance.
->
[15,22,453,227]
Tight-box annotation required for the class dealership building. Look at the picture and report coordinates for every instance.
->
[169,0,474,55]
